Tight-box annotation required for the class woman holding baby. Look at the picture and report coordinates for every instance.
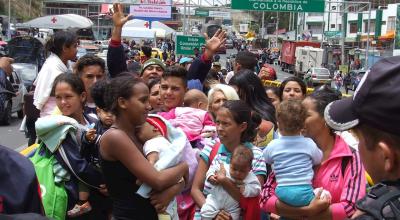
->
[191,100,267,220]
[260,86,366,220]
[97,75,188,219]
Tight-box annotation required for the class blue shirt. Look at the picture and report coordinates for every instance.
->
[263,135,322,186]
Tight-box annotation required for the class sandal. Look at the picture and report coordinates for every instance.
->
[67,201,92,217]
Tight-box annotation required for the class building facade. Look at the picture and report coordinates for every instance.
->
[43,0,180,40]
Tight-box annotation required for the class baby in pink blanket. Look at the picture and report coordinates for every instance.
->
[159,89,216,144]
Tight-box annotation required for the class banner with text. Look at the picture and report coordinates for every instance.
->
[130,5,171,19]
[176,35,205,55]
[209,11,231,19]
[231,0,325,13]
[139,0,172,5]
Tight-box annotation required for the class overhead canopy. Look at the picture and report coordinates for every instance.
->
[20,14,93,29]
[121,27,157,39]
[123,19,175,38]
[151,21,176,35]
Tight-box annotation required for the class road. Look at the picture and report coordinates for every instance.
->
[0,112,29,151]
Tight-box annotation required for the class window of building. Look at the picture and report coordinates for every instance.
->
[89,5,100,16]
[331,24,335,29]
[339,24,342,31]
[308,13,323,16]
[349,22,357,33]
[387,16,396,32]
[308,23,323,34]
[332,6,336,10]
[364,20,375,33]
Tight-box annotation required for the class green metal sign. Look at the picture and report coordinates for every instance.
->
[195,9,209,17]
[176,35,206,55]
[395,5,400,49]
[325,31,341,37]
[375,9,382,38]
[231,0,325,12]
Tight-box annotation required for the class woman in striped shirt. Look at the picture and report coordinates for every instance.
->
[191,100,267,220]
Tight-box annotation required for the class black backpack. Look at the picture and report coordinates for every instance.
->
[353,180,400,220]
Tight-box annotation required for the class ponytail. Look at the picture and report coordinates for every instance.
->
[45,30,77,56]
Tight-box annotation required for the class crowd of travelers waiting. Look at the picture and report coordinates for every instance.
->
[1,3,400,220]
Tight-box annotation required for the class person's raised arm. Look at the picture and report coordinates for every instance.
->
[187,29,227,83]
[107,3,130,77]
[110,3,130,43]
[102,129,188,191]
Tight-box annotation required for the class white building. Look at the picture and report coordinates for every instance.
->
[299,1,397,44]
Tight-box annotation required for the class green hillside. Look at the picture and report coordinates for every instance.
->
[0,0,43,22]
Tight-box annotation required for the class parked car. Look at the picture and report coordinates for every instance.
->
[348,69,366,91]
[79,40,101,55]
[11,63,38,91]
[303,67,332,86]
[0,70,26,124]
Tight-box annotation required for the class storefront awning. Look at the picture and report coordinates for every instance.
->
[378,31,395,41]
[360,34,374,42]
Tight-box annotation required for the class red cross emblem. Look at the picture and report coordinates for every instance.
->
[144,21,149,28]
[51,17,57,23]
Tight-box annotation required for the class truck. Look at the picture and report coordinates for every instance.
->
[280,40,321,73]
[294,46,325,78]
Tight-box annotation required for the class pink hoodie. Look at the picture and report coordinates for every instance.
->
[261,135,366,220]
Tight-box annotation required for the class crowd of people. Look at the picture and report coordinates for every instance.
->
[1,3,400,220]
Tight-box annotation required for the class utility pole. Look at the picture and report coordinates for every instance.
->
[276,12,279,48]
[8,0,11,40]
[261,11,265,39]
[365,2,371,69]
[183,0,187,34]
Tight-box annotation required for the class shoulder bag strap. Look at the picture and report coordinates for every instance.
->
[208,142,221,167]
[58,145,101,190]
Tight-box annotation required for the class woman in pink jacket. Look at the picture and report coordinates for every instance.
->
[261,86,366,220]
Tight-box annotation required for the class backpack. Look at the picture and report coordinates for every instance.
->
[354,180,400,220]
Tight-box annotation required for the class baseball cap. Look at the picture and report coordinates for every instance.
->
[179,57,193,65]
[141,58,166,75]
[324,56,400,135]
